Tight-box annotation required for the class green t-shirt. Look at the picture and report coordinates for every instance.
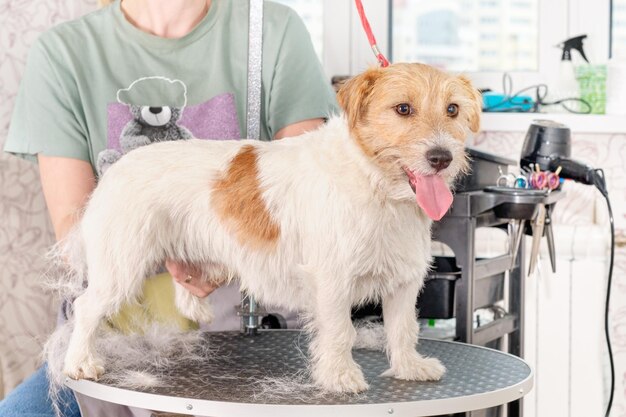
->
[5,0,339,169]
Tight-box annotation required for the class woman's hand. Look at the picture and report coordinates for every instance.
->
[165,260,219,298]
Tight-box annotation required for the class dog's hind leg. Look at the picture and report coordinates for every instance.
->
[174,283,214,324]
[308,285,368,393]
[63,287,112,380]
[381,281,445,381]
[63,249,149,380]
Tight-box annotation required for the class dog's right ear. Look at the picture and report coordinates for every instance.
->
[337,67,383,129]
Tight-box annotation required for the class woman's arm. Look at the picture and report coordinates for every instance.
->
[274,118,325,140]
[38,155,96,241]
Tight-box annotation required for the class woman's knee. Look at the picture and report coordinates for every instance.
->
[0,365,80,417]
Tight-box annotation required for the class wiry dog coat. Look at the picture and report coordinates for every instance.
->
[58,63,481,393]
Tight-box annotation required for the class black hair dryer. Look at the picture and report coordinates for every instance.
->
[519,120,608,274]
[520,120,599,187]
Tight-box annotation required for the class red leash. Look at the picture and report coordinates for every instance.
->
[354,0,390,67]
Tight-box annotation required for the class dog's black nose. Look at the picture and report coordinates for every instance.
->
[149,107,162,114]
[426,148,453,171]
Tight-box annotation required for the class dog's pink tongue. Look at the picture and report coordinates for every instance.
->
[408,173,453,221]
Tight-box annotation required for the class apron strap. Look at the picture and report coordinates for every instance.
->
[241,0,264,335]
[246,0,264,139]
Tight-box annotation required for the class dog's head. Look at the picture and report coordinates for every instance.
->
[337,63,481,220]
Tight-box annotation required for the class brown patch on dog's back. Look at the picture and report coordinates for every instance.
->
[212,145,280,249]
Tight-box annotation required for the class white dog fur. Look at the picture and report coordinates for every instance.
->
[59,63,481,393]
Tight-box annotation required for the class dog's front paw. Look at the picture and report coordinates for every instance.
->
[382,355,445,381]
[63,356,105,381]
[314,361,369,394]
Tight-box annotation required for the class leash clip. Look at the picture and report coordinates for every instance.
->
[355,0,390,67]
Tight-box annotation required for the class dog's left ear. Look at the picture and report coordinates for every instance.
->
[337,67,384,129]
[457,75,482,133]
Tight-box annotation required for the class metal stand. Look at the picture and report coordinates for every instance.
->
[237,293,265,335]
[432,190,563,417]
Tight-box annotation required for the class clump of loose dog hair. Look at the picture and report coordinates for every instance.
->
[353,320,386,351]
[43,321,212,417]
[43,226,88,301]
[106,370,164,389]
[250,320,384,401]
[251,369,365,403]
[249,335,366,403]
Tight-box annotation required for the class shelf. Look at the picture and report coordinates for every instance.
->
[481,113,626,134]
[474,315,518,346]
[475,255,514,280]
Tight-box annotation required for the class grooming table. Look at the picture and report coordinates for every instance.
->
[66,330,533,417]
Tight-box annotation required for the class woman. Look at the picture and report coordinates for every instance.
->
[1,0,338,415]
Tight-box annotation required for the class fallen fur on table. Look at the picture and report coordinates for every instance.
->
[43,322,212,416]
[44,321,387,413]
[250,321,385,402]
[353,320,386,351]
[42,239,391,414]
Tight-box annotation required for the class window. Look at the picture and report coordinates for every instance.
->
[512,1,533,7]
[274,0,612,96]
[613,0,626,58]
[270,0,352,78]
[390,0,540,72]
[272,0,324,59]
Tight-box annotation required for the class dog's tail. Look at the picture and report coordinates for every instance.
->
[43,224,87,300]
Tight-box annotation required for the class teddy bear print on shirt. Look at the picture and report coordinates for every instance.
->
[97,77,194,176]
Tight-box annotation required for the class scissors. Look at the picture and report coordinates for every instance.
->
[528,165,562,191]
[529,171,547,189]
[528,204,546,276]
[527,204,558,275]
[544,205,557,273]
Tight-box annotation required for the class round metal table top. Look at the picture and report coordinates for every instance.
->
[66,330,533,417]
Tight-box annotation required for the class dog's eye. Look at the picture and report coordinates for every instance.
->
[447,103,459,117]
[395,103,412,116]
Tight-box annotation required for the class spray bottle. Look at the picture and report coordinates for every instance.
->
[546,35,589,112]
